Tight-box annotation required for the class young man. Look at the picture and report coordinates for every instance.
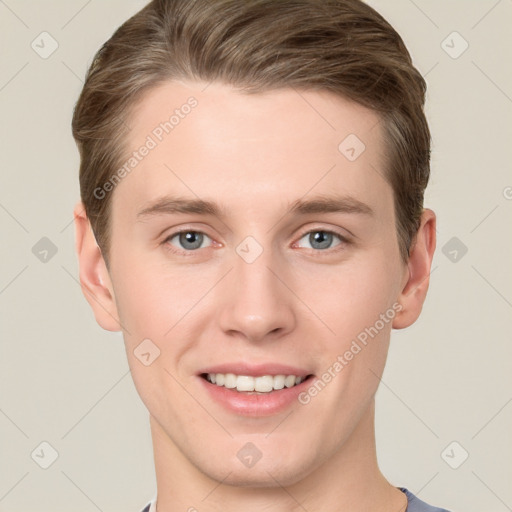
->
[72,0,448,510]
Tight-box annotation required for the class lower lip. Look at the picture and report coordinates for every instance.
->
[198,375,314,417]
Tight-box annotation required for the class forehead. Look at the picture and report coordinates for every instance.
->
[112,80,392,221]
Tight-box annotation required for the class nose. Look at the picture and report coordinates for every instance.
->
[217,245,296,343]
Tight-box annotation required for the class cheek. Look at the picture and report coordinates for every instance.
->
[294,254,400,344]
[111,266,170,337]
[112,241,400,351]
[296,259,398,408]
[110,260,201,418]
[293,253,400,405]
[110,255,224,364]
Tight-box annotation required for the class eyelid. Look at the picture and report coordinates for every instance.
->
[294,225,352,244]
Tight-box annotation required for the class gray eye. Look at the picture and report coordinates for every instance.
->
[298,231,341,250]
[170,231,210,250]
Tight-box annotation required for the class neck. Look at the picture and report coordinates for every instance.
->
[150,399,407,512]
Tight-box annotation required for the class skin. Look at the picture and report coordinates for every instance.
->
[74,80,436,512]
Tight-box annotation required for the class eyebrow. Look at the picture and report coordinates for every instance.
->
[136,194,374,219]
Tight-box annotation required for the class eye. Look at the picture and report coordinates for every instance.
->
[296,230,345,250]
[166,231,212,251]
[162,228,347,254]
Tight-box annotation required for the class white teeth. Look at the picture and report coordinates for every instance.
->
[206,373,306,392]
[284,375,296,388]
[273,375,285,390]
[224,373,237,388]
[254,375,273,392]
[236,375,255,392]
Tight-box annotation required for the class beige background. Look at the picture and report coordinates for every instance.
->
[1,1,511,511]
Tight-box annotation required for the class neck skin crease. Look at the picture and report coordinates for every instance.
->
[149,399,409,512]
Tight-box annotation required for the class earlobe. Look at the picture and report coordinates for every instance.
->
[392,208,437,330]
[73,200,122,332]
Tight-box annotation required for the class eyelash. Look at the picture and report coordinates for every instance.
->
[161,227,351,256]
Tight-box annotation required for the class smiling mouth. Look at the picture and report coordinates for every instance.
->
[200,373,314,393]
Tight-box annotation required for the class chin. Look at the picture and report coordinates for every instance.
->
[194,448,317,489]
[208,468,301,489]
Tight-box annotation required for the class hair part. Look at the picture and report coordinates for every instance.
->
[72,0,430,267]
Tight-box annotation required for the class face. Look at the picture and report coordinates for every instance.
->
[79,80,425,487]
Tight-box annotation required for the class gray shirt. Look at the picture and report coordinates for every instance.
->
[399,488,451,511]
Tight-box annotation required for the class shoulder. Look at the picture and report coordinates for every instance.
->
[400,487,452,512]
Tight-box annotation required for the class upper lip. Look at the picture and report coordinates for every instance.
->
[198,363,312,378]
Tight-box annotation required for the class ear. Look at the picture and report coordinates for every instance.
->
[73,200,121,332]
[392,208,436,329]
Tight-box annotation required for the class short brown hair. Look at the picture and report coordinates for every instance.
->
[72,0,430,267]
